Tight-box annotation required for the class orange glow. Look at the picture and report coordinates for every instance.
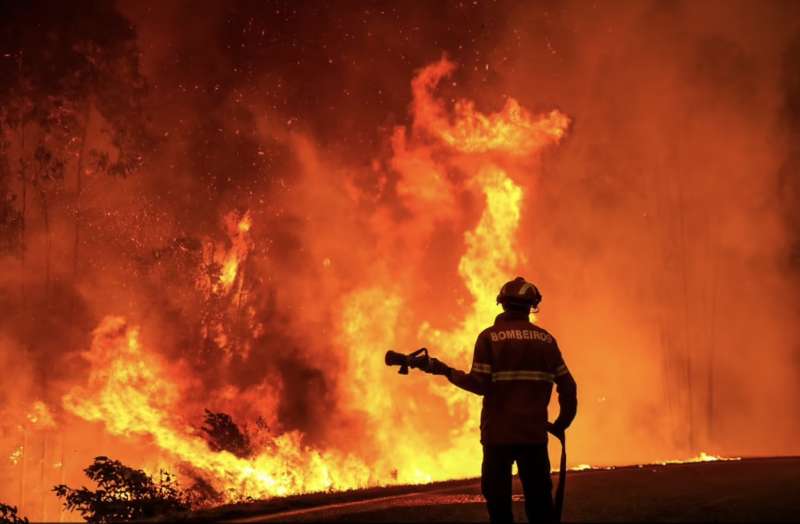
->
[212,211,252,294]
[238,213,252,233]
[658,452,741,465]
[5,6,800,522]
[26,401,56,429]
[63,317,371,497]
[568,452,742,472]
[8,447,23,466]
[54,59,571,500]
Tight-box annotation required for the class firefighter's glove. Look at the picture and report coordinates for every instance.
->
[423,357,452,377]
[547,421,566,441]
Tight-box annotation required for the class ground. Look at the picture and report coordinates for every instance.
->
[180,457,800,523]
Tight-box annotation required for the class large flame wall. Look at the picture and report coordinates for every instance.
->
[2,1,800,520]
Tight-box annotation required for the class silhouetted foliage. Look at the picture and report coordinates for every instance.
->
[0,503,28,524]
[200,409,253,458]
[0,1,155,176]
[0,0,156,280]
[53,456,189,523]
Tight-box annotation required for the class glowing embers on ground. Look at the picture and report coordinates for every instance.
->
[570,452,742,472]
[657,451,741,465]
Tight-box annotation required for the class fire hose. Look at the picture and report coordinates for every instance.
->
[386,348,568,522]
[550,430,567,523]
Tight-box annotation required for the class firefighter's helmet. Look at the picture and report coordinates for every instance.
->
[497,276,542,309]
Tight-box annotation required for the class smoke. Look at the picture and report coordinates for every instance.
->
[492,0,800,458]
[2,0,800,518]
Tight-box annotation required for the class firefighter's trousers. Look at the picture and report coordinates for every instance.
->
[481,443,554,523]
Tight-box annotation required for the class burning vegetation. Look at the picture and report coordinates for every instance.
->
[2,1,800,521]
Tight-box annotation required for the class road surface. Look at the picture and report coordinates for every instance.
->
[191,457,800,522]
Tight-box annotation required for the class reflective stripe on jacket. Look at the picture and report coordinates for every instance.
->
[448,310,577,444]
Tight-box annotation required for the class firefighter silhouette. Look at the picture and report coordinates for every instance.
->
[421,277,578,523]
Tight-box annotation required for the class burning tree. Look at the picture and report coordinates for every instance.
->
[200,409,254,458]
[52,456,189,523]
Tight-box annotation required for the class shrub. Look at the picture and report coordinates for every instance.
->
[200,409,252,458]
[0,503,28,524]
[53,456,189,523]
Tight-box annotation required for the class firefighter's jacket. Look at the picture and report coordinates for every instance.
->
[448,310,577,445]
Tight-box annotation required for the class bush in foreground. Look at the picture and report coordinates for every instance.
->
[53,456,190,523]
[0,503,28,524]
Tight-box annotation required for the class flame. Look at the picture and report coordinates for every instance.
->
[202,210,253,295]
[237,213,252,233]
[9,446,22,465]
[63,317,371,498]
[566,451,742,473]
[61,59,571,501]
[411,58,568,154]
[219,258,239,289]
[26,401,56,429]
[337,58,569,484]
[658,452,741,465]
[194,210,264,360]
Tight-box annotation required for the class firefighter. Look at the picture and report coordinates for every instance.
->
[422,276,578,523]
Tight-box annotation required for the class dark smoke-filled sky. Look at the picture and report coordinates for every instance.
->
[1,0,800,520]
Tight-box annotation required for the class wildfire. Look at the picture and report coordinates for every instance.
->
[411,58,568,154]
[63,316,371,498]
[9,447,23,465]
[61,59,571,501]
[658,452,741,465]
[237,213,252,233]
[443,101,569,155]
[26,401,56,429]
[568,452,743,472]
[198,210,254,295]
[339,58,569,483]
[219,258,239,289]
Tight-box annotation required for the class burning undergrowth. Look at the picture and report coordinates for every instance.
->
[2,1,800,520]
[43,57,570,501]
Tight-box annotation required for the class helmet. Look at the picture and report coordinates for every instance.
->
[496,276,542,310]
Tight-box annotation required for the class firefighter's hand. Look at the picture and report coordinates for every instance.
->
[422,357,452,377]
[547,421,566,440]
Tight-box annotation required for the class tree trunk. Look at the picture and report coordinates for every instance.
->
[16,52,27,300]
[676,171,694,452]
[707,252,719,442]
[19,425,26,517]
[72,100,90,281]
[19,126,28,302]
[58,433,65,523]
[38,185,51,298]
[40,434,47,522]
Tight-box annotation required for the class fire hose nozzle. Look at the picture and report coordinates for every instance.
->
[385,348,429,375]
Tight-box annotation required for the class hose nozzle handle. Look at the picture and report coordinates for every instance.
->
[385,348,429,374]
